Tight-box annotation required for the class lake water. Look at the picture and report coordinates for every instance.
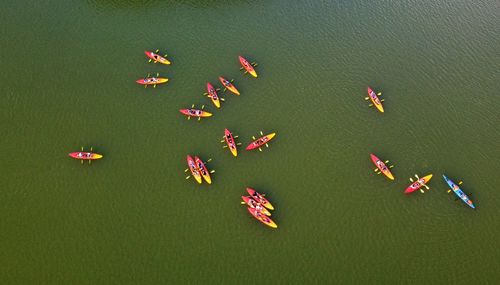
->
[1,0,499,283]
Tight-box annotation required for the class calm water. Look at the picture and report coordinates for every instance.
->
[1,0,499,284]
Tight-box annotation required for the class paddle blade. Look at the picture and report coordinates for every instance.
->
[377,92,382,96]
[364,97,369,100]
[184,168,189,172]
[409,178,414,182]
[186,176,191,180]
[420,189,425,193]
[210,170,215,174]
[447,189,452,193]
[148,59,152,63]
[459,181,463,185]
[389,165,394,168]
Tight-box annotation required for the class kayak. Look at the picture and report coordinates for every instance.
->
[239,56,257,78]
[206,82,221,108]
[179,108,213,118]
[136,77,168,85]
[370,153,394,180]
[404,174,433,194]
[241,196,271,216]
[186,155,202,184]
[194,156,212,184]
[443,175,475,209]
[144,50,171,65]
[223,128,238,157]
[246,187,274,210]
[246,133,276,150]
[69,152,103,160]
[218,76,240,95]
[247,207,277,229]
[367,87,384,113]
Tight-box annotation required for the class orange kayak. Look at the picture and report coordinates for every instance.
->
[370,153,394,180]
[206,82,221,108]
[241,196,271,216]
[218,76,240,95]
[367,87,384,113]
[186,155,202,184]
[194,156,212,184]
[68,152,103,160]
[246,133,276,151]
[246,187,274,210]
[239,56,257,78]
[223,128,238,157]
[247,207,277,228]
[144,50,171,65]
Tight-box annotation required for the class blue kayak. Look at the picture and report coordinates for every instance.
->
[442,175,475,209]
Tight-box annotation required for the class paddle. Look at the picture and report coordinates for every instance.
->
[237,143,242,146]
[364,97,370,100]
[184,168,189,172]
[368,104,373,107]
[377,92,382,96]
[210,170,215,174]
[389,165,394,168]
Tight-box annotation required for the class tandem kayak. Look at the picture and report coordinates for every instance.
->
[241,196,271,216]
[68,152,103,160]
[219,76,240,95]
[370,153,394,180]
[246,187,274,210]
[367,87,384,113]
[239,56,257,78]
[144,50,171,65]
[443,175,475,209]
[194,156,212,184]
[223,128,238,157]
[247,207,277,228]
[179,108,213,118]
[404,174,433,194]
[187,155,203,184]
[206,82,221,108]
[136,77,168,85]
[245,133,276,151]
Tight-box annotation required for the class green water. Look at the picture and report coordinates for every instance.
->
[1,0,499,283]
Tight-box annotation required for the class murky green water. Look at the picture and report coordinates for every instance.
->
[1,0,499,283]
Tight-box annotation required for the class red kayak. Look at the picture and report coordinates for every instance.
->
[223,128,238,157]
[68,152,103,160]
[246,133,276,151]
[218,76,240,95]
[405,174,433,194]
[186,155,202,184]
[247,207,277,228]
[144,50,171,65]
[136,75,168,88]
[239,56,257,78]
[370,153,394,180]
[194,156,212,184]
[246,187,274,210]
[206,82,221,108]
[241,196,271,216]
[179,106,212,120]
